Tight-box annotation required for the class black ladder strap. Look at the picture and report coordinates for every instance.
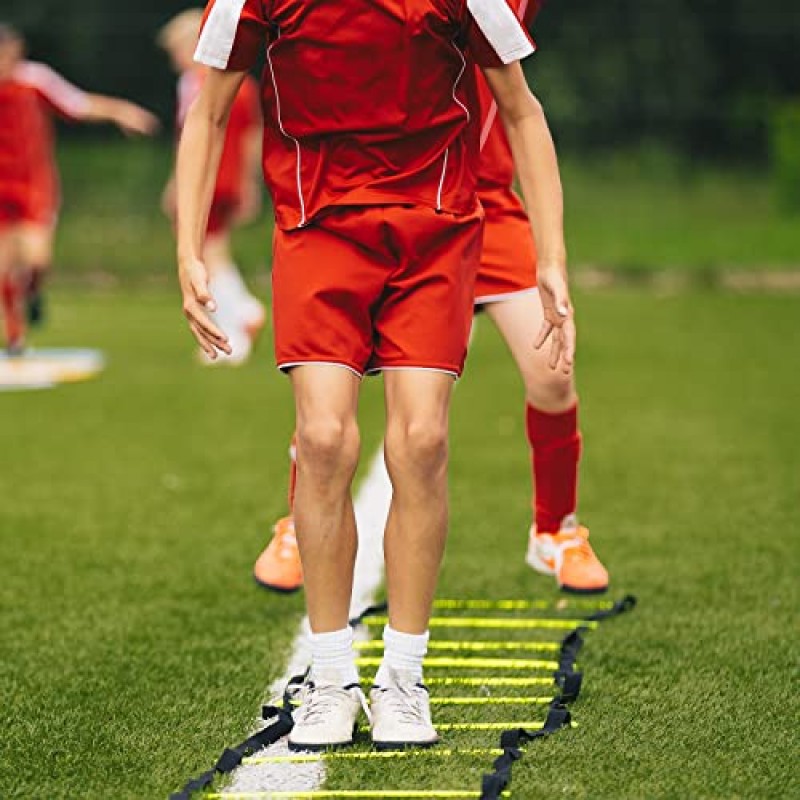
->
[479,703,572,800]
[169,707,293,800]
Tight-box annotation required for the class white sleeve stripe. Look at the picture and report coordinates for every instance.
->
[16,62,91,117]
[194,0,249,69]
[468,0,536,65]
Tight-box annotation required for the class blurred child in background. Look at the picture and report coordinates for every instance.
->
[159,10,265,366]
[0,22,158,354]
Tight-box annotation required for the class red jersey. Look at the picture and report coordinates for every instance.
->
[195,0,535,230]
[476,0,542,190]
[176,69,261,202]
[0,62,89,207]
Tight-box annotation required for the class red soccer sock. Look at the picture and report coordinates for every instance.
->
[526,403,582,534]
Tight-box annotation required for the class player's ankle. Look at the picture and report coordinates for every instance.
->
[374,625,429,687]
[309,627,359,687]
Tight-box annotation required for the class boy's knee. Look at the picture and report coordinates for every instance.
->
[524,359,577,411]
[386,418,449,473]
[297,416,360,472]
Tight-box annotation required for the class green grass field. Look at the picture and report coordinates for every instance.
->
[2,283,798,798]
[52,140,800,282]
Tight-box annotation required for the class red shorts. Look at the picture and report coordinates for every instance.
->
[206,194,238,236]
[272,204,484,377]
[0,185,59,230]
[474,186,537,305]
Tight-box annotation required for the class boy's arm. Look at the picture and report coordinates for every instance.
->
[176,67,248,358]
[23,62,159,135]
[483,62,575,375]
[81,94,160,136]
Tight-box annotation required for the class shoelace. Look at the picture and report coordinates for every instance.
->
[279,534,297,560]
[561,531,596,562]
[295,682,372,726]
[355,686,372,725]
[274,527,298,560]
[377,673,430,726]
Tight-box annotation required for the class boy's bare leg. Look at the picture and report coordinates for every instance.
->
[368,368,453,748]
[382,369,455,634]
[18,224,53,326]
[201,232,234,278]
[1,229,24,351]
[485,290,576,412]
[18,225,54,273]
[290,364,362,633]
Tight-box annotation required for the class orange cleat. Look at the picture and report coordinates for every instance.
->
[254,516,303,593]
[526,518,609,594]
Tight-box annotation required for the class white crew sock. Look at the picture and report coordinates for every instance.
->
[309,627,359,687]
[374,625,429,686]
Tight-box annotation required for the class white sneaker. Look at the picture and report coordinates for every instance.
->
[370,668,439,750]
[288,676,368,751]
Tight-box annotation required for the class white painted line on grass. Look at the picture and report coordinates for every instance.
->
[226,448,391,795]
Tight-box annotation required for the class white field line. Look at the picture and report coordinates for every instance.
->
[226,448,391,795]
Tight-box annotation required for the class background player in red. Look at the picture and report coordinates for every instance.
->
[159,10,265,365]
[254,0,608,596]
[472,0,608,593]
[177,0,573,750]
[0,23,158,354]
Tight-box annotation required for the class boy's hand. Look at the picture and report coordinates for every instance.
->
[179,258,232,359]
[115,102,160,137]
[534,264,576,375]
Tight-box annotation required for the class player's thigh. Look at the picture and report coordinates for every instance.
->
[289,364,362,463]
[383,368,455,466]
[290,363,361,427]
[485,290,575,396]
[0,230,17,276]
[18,224,55,270]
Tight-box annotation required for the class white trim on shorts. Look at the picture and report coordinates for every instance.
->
[367,365,460,379]
[277,361,364,379]
[474,286,539,306]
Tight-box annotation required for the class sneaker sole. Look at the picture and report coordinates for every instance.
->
[527,552,608,594]
[289,724,358,752]
[253,574,303,594]
[288,738,355,752]
[558,582,609,595]
[372,738,439,751]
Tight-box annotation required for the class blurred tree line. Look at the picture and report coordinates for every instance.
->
[3,0,800,160]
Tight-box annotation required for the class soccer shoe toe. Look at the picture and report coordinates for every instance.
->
[287,726,357,752]
[558,556,608,594]
[369,670,439,750]
[371,726,439,751]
